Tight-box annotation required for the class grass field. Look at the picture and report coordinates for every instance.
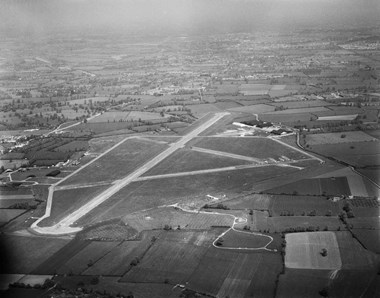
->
[306,131,377,145]
[285,232,342,270]
[193,136,308,160]
[89,111,166,123]
[60,138,168,186]
[335,231,379,270]
[269,195,339,216]
[121,230,218,284]
[87,135,128,153]
[266,177,351,196]
[75,165,302,227]
[39,185,111,227]
[221,229,271,249]
[0,235,69,274]
[142,148,251,177]
[123,207,233,231]
[187,248,282,298]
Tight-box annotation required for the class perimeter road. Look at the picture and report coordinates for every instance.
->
[32,112,229,235]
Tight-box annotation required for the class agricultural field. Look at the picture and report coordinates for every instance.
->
[266,177,351,196]
[227,103,275,114]
[258,112,314,123]
[84,231,161,276]
[306,131,377,145]
[351,229,380,254]
[269,195,339,216]
[122,230,217,284]
[268,217,345,233]
[329,269,380,298]
[334,231,379,270]
[276,269,330,298]
[192,136,308,160]
[75,165,303,227]
[0,235,69,274]
[123,207,233,231]
[271,99,331,109]
[285,232,342,270]
[310,141,380,167]
[57,241,120,274]
[316,167,370,197]
[187,247,282,297]
[60,138,167,186]
[142,147,251,177]
[0,209,26,225]
[11,167,63,181]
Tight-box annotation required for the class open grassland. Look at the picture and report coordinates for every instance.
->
[75,166,302,227]
[334,231,379,270]
[310,141,380,167]
[266,177,351,196]
[285,232,342,270]
[61,138,168,186]
[306,131,377,145]
[57,241,120,275]
[193,136,308,160]
[187,248,282,298]
[142,148,250,177]
[39,185,111,227]
[0,235,69,274]
[351,229,380,254]
[121,230,219,284]
[123,207,232,231]
[217,193,272,210]
[88,135,129,153]
[84,231,161,276]
[269,195,339,216]
[276,269,330,298]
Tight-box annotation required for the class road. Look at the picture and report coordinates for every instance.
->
[32,112,229,235]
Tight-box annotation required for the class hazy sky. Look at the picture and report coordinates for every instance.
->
[0,0,379,36]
